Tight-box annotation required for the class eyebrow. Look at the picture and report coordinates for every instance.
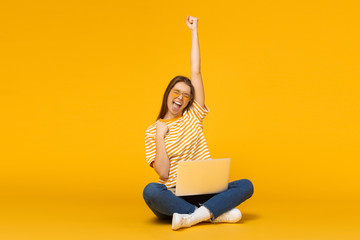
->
[173,89,191,95]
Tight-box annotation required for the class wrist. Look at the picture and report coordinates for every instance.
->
[156,135,165,141]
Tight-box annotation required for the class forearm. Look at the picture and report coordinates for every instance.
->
[190,30,201,74]
[189,29,205,106]
[153,136,170,180]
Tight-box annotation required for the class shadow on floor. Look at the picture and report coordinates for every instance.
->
[241,212,261,222]
[145,211,260,226]
[146,217,172,225]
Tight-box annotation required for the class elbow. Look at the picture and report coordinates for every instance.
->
[159,174,169,181]
[191,71,201,76]
[159,170,169,181]
[153,162,169,180]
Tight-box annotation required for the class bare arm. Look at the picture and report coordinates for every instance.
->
[152,122,170,180]
[186,16,205,108]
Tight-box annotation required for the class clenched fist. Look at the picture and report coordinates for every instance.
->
[186,16,198,31]
[156,121,169,139]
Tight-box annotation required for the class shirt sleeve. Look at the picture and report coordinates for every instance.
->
[186,99,210,123]
[145,129,156,167]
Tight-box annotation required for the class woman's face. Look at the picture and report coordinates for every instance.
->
[167,82,192,117]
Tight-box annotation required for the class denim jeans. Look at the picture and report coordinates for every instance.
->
[143,179,254,221]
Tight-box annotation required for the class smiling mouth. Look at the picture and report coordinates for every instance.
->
[172,101,182,111]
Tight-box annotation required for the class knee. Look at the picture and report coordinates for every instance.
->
[231,179,254,198]
[242,179,254,198]
[143,182,165,202]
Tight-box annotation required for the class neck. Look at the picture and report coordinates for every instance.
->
[163,112,181,120]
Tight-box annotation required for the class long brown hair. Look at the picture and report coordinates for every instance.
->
[156,75,195,120]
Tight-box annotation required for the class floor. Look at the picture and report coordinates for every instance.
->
[0,195,359,240]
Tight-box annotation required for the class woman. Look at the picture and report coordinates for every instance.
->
[143,16,254,230]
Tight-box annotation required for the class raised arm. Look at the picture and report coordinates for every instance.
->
[186,16,205,108]
[152,121,170,180]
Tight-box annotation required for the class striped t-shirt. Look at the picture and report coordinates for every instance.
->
[145,99,211,188]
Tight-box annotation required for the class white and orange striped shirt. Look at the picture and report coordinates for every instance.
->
[145,99,211,189]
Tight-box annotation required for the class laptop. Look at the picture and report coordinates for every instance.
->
[175,158,231,196]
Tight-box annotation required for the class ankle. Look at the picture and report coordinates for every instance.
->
[196,206,211,221]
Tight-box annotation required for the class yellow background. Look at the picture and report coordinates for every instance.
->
[0,0,359,239]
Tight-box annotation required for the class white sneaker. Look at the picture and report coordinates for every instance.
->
[212,208,242,223]
[172,206,211,230]
[172,213,192,230]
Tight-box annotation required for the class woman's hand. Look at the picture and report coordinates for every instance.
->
[186,16,198,31]
[156,121,169,139]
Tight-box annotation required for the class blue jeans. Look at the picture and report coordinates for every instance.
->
[143,179,254,221]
